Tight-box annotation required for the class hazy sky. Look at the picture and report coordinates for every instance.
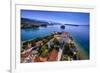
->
[21,10,89,25]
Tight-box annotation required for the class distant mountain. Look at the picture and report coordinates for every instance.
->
[21,18,62,29]
[21,18,51,28]
[64,24,89,26]
[22,18,63,28]
[21,18,49,25]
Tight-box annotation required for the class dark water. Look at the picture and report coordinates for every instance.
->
[21,25,89,57]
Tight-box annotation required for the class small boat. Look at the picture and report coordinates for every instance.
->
[60,25,65,29]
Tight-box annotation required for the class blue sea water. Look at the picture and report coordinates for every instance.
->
[21,25,89,58]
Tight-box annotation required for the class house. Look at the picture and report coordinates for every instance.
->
[36,41,43,47]
[48,49,58,61]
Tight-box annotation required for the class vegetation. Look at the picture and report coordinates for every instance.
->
[63,43,70,55]
[21,32,84,63]
[39,45,48,57]
[53,38,60,46]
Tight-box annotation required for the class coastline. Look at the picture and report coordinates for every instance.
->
[21,32,54,43]
[72,37,89,59]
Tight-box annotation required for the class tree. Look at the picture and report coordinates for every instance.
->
[53,38,60,46]
[63,43,70,55]
[40,45,48,57]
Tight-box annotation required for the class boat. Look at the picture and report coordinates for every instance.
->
[60,25,65,29]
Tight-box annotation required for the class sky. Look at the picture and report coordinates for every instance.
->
[21,9,90,25]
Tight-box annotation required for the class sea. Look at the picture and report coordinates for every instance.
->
[21,25,89,59]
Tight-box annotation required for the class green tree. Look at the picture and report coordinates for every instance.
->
[40,45,48,57]
[53,38,60,46]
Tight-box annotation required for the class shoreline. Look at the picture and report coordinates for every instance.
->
[72,37,89,59]
[21,32,55,44]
